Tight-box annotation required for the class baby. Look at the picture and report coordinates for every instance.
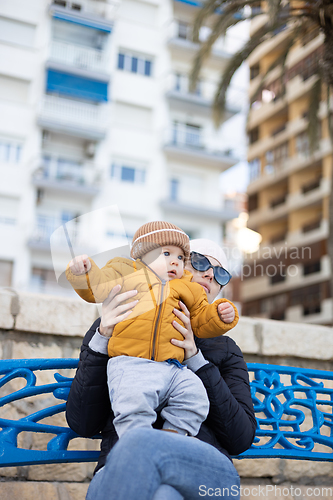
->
[67,221,238,438]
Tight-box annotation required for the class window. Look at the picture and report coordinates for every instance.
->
[174,73,201,95]
[121,167,135,182]
[249,127,259,144]
[249,158,261,182]
[144,60,151,77]
[172,121,202,148]
[117,51,153,77]
[295,132,310,157]
[265,142,289,172]
[251,2,262,15]
[170,179,179,201]
[0,140,22,163]
[271,272,286,285]
[0,260,13,287]
[303,260,321,276]
[250,64,260,80]
[303,284,321,315]
[111,163,146,183]
[0,16,35,48]
[0,195,19,225]
[302,219,321,233]
[0,75,30,104]
[270,193,287,208]
[178,21,189,40]
[131,57,138,73]
[31,267,57,293]
[248,194,258,212]
[118,53,125,70]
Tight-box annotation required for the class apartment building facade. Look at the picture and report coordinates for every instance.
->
[243,16,331,325]
[0,0,241,295]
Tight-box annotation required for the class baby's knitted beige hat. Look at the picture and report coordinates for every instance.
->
[131,221,190,260]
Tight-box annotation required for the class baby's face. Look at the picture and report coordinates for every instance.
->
[142,246,185,281]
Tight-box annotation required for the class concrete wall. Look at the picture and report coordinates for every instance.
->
[1,289,333,499]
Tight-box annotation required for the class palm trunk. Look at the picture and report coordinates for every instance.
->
[322,24,333,325]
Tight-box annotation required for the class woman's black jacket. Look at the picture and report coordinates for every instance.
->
[66,318,257,474]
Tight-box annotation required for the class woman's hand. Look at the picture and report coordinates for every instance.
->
[100,285,138,338]
[170,301,198,360]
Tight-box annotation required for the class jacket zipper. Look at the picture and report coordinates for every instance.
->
[151,279,166,361]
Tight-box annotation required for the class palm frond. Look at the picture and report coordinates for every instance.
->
[250,20,313,105]
[190,13,242,92]
[192,0,223,43]
[321,26,333,87]
[267,0,282,26]
[326,84,333,144]
[212,17,291,126]
[190,0,263,92]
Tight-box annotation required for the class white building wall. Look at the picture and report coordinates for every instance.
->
[0,0,246,294]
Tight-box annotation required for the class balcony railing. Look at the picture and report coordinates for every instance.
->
[30,216,80,247]
[165,126,238,159]
[38,95,107,138]
[49,40,109,73]
[32,156,101,193]
[170,125,204,149]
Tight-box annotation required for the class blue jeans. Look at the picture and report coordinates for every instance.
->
[86,428,240,500]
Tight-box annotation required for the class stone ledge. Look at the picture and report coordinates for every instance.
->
[0,290,99,337]
[1,290,333,356]
[229,316,333,360]
[0,290,14,329]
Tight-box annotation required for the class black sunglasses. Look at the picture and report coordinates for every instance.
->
[190,252,232,287]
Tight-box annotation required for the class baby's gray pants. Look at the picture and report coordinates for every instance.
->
[107,356,209,438]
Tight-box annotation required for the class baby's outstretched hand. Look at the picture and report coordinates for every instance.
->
[69,254,91,276]
[218,302,235,324]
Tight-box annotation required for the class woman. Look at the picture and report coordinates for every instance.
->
[66,239,256,500]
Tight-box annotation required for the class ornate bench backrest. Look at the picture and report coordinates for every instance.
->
[0,359,333,466]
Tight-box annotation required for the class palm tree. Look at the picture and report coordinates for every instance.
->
[190,0,333,322]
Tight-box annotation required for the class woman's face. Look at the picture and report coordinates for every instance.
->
[185,254,222,304]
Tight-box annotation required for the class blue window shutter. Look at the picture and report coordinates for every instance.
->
[131,57,138,73]
[46,69,108,102]
[170,179,179,201]
[145,60,151,76]
[121,167,135,182]
[118,53,125,70]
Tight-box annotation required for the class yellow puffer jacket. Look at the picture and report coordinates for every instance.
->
[66,257,239,362]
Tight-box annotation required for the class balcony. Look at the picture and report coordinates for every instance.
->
[47,40,110,78]
[160,200,238,222]
[49,0,115,31]
[247,138,332,194]
[27,215,95,256]
[241,255,331,302]
[248,93,287,129]
[288,177,330,211]
[165,73,239,119]
[163,125,237,170]
[167,21,230,66]
[28,216,81,252]
[248,117,307,162]
[32,156,101,196]
[248,177,330,229]
[37,95,108,140]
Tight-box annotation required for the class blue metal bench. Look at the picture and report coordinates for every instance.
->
[1,359,333,467]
